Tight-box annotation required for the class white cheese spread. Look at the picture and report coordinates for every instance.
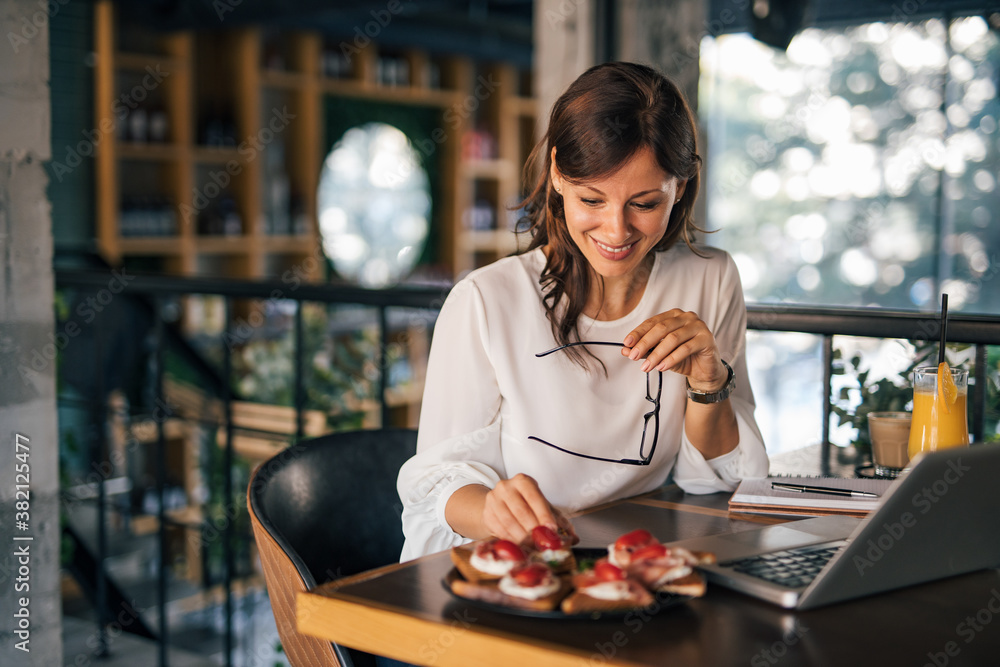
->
[498,575,560,600]
[470,552,519,576]
[538,548,571,563]
[580,580,632,601]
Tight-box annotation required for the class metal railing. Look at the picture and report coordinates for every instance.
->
[746,303,1000,469]
[53,269,1000,666]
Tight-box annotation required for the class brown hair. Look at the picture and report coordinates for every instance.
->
[518,62,703,367]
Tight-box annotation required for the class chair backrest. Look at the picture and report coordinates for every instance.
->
[248,428,418,667]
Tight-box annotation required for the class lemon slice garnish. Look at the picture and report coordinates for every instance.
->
[937,361,957,414]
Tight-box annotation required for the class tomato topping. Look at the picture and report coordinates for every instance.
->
[614,529,656,550]
[594,560,626,581]
[631,544,669,561]
[532,525,563,550]
[511,562,551,586]
[492,539,526,562]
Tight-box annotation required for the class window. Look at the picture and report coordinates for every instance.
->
[700,16,1000,452]
[700,16,999,314]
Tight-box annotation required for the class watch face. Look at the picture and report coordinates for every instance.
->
[318,122,431,287]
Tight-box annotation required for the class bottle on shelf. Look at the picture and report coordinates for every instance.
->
[462,128,497,161]
[427,60,441,89]
[322,48,351,78]
[220,195,243,236]
[148,106,169,143]
[377,55,410,87]
[120,196,176,237]
[462,199,495,230]
[200,105,238,147]
[127,107,148,143]
[290,194,308,236]
[264,139,290,235]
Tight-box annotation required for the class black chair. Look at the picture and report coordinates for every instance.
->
[248,428,417,667]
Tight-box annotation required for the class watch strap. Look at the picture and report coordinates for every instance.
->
[686,360,735,404]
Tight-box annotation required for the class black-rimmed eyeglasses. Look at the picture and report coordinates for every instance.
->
[528,341,662,466]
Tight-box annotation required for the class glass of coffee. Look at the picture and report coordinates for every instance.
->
[868,411,912,478]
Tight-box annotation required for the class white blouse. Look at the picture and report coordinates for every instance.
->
[397,245,769,560]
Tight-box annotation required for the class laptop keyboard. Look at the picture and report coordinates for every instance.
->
[718,544,843,589]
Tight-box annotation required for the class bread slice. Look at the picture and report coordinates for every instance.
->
[450,545,506,584]
[654,570,707,597]
[450,574,573,612]
[560,580,655,615]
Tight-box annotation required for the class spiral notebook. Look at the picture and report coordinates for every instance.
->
[728,476,894,517]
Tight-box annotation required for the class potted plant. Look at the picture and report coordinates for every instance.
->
[831,339,947,464]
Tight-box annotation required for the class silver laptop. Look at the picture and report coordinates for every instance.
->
[668,443,1000,609]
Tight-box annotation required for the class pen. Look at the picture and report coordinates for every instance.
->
[771,482,880,499]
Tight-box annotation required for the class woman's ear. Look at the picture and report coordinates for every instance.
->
[674,178,688,204]
[549,147,562,193]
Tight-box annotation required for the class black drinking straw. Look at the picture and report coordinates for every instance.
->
[938,293,949,365]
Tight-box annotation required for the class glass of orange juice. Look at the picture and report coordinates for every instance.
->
[908,365,970,459]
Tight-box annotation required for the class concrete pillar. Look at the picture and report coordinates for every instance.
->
[615,0,708,230]
[533,0,597,136]
[0,1,62,666]
[615,0,705,113]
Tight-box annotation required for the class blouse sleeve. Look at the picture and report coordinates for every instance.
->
[396,279,507,560]
[672,252,770,494]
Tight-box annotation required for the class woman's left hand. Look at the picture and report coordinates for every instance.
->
[621,309,728,392]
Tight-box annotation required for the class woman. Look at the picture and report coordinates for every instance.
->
[397,61,769,560]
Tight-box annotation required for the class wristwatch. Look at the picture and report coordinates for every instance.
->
[686,360,735,404]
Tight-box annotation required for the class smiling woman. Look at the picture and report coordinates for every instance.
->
[396,62,769,562]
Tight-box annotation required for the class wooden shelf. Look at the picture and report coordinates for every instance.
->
[463,229,518,252]
[260,68,311,89]
[505,96,537,117]
[115,51,188,73]
[94,1,536,281]
[464,158,517,180]
[258,235,316,252]
[118,237,186,255]
[117,143,184,161]
[321,78,463,107]
[194,236,251,254]
[192,146,241,164]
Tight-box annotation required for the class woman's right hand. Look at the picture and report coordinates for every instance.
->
[482,474,578,544]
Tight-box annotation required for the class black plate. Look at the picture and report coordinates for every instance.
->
[442,547,691,620]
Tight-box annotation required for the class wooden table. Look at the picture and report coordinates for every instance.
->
[297,482,1000,666]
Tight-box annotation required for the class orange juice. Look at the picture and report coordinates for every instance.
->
[907,366,970,459]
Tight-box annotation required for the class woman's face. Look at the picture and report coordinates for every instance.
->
[551,146,686,285]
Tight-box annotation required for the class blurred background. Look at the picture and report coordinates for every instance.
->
[5,0,1000,665]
